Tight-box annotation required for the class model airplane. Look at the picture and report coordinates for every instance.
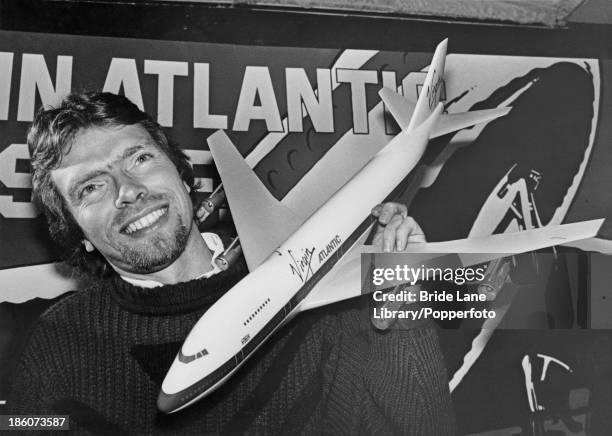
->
[157,39,516,413]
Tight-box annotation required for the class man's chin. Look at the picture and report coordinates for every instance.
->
[121,253,178,274]
[116,225,190,274]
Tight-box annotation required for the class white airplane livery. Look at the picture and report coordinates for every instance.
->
[157,39,513,413]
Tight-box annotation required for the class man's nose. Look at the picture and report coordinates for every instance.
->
[114,174,148,208]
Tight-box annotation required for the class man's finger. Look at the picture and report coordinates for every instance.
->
[371,203,383,217]
[394,216,426,250]
[377,202,407,225]
[195,205,209,222]
[382,214,404,252]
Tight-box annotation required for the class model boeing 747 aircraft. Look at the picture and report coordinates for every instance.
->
[157,39,601,413]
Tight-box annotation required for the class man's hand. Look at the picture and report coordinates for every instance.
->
[371,202,426,252]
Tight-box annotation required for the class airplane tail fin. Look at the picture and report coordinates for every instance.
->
[407,38,447,131]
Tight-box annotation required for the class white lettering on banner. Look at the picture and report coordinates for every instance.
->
[2,51,417,135]
[335,68,378,134]
[144,60,188,127]
[17,54,72,122]
[0,52,14,121]
[286,68,334,133]
[381,70,398,91]
[103,58,144,110]
[184,149,214,192]
[193,63,228,130]
[233,66,283,132]
[0,143,37,218]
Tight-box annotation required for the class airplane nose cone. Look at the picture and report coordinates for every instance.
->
[157,389,182,414]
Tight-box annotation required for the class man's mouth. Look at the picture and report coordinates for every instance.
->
[123,206,169,234]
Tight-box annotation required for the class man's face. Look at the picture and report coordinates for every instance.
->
[51,124,194,274]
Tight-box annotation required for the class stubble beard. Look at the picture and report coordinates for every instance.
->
[119,222,191,274]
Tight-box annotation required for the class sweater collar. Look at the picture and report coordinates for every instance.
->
[109,259,247,316]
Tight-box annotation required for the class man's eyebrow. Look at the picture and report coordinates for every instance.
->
[118,144,146,162]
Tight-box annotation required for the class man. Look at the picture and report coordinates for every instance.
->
[10,91,455,434]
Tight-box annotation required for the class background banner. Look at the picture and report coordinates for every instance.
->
[0,30,607,302]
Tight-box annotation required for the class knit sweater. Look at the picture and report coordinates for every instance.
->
[9,260,455,435]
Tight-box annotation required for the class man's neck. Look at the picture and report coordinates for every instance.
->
[116,222,214,285]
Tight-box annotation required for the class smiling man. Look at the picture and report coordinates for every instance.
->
[52,123,209,281]
[9,92,455,434]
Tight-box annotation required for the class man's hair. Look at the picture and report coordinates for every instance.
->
[29,91,197,277]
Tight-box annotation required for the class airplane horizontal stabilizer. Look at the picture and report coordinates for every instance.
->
[379,86,416,130]
[207,130,305,270]
[429,107,511,139]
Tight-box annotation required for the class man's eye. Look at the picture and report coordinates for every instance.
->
[80,184,100,198]
[136,152,154,164]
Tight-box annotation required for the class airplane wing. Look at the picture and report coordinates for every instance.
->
[300,219,603,310]
[207,130,306,270]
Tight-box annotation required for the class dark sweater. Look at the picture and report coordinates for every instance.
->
[9,261,455,435]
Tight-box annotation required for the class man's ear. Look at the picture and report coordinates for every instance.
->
[83,240,95,253]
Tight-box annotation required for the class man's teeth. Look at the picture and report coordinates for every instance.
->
[125,208,167,234]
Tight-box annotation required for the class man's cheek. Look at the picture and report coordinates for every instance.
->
[78,209,112,236]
